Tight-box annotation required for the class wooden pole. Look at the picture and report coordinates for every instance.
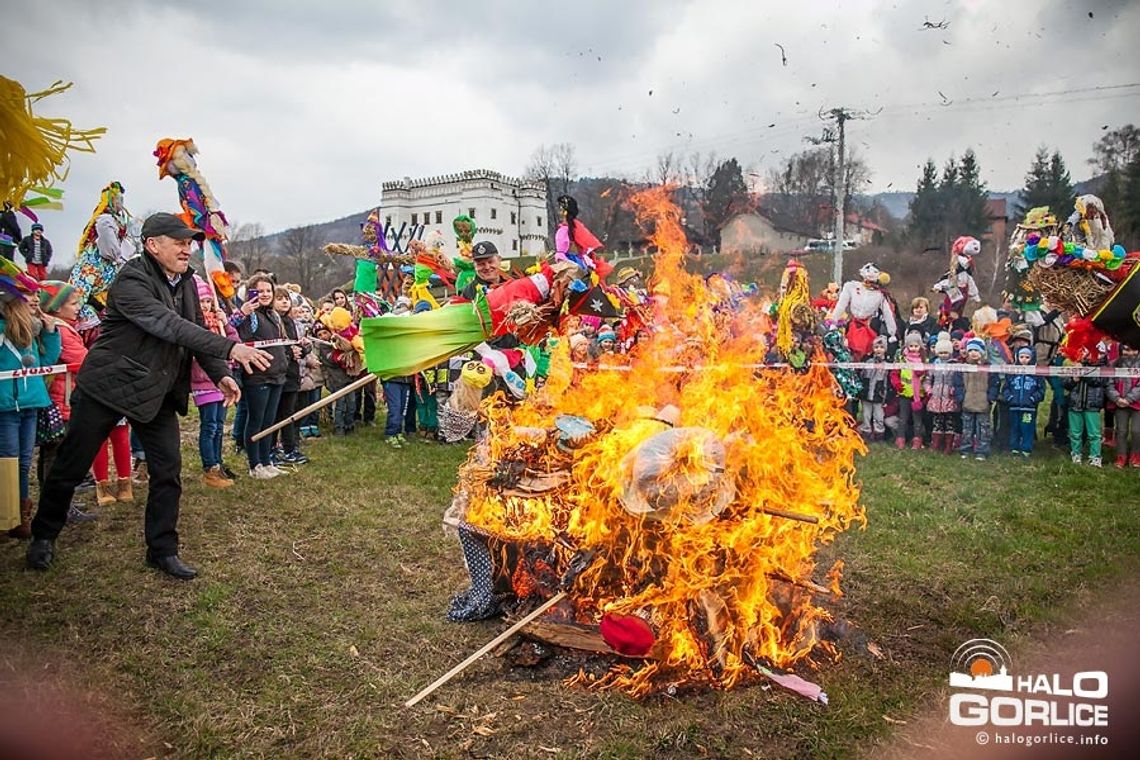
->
[760,507,819,524]
[404,591,567,708]
[249,373,377,442]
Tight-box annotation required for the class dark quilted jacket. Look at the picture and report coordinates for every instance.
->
[76,253,234,422]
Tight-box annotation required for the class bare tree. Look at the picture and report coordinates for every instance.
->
[763,146,870,236]
[648,150,682,186]
[278,224,323,293]
[683,151,719,238]
[525,142,578,236]
[765,148,832,234]
[683,151,718,193]
[1089,124,1140,174]
[228,221,270,273]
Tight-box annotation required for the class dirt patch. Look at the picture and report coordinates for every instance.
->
[866,578,1140,760]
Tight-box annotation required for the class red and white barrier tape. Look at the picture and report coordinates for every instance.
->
[573,361,1140,378]
[244,339,297,348]
[0,363,68,380]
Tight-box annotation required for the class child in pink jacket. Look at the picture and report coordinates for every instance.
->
[191,276,240,487]
[1107,343,1140,468]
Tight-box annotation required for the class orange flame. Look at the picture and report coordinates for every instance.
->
[459,186,865,696]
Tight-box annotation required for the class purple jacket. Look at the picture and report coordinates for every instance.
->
[191,321,238,407]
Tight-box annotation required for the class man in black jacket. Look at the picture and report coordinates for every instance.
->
[17,222,52,280]
[27,213,273,579]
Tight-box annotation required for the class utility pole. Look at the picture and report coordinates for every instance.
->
[829,108,851,284]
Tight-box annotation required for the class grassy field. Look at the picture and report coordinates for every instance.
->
[1,418,1138,759]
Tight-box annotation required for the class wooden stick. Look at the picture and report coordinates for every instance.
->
[404,591,567,708]
[766,572,832,596]
[249,373,376,442]
[760,507,819,524]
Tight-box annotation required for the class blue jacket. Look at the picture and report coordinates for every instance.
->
[0,321,63,412]
[1000,373,1046,410]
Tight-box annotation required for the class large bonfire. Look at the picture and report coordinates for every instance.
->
[454,187,865,697]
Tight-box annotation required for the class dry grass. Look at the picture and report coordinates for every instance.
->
[0,421,1137,759]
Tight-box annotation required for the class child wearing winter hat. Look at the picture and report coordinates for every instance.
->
[190,276,240,487]
[1063,349,1109,467]
[1107,343,1140,468]
[596,325,617,352]
[958,337,1000,460]
[950,329,966,359]
[999,346,1047,456]
[858,335,891,441]
[889,331,927,449]
[922,333,964,453]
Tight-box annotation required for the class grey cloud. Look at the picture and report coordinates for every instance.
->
[6,0,1139,268]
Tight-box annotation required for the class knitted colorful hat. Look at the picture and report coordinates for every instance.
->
[965,337,986,354]
[193,274,212,302]
[37,280,76,314]
[597,326,617,343]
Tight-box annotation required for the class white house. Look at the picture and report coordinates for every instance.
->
[380,170,548,259]
[719,211,806,255]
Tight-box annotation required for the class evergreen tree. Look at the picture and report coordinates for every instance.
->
[938,155,960,249]
[907,159,941,249]
[1017,147,1075,219]
[954,149,989,238]
[1115,153,1140,250]
[703,158,751,247]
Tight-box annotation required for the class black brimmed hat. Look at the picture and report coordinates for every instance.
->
[140,212,205,242]
[472,241,499,260]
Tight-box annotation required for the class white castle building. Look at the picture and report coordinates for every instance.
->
[380,170,549,259]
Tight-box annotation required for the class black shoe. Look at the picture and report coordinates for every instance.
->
[66,504,98,524]
[26,538,54,571]
[282,450,310,465]
[146,553,198,580]
[221,464,239,480]
[75,473,96,493]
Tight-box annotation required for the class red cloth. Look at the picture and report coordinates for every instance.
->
[484,268,552,333]
[845,318,877,360]
[26,263,48,281]
[600,613,655,656]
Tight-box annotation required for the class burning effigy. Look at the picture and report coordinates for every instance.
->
[440,188,866,699]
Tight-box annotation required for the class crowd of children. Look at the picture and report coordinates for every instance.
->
[853,322,1139,468]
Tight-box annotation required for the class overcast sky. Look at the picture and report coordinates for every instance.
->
[9,0,1139,265]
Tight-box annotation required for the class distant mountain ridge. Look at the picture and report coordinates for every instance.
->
[862,191,1022,221]
[261,210,372,250]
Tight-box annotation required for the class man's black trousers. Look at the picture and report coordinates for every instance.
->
[32,390,184,556]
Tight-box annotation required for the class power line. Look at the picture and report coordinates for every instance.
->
[882,81,1140,112]
[576,82,1139,186]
